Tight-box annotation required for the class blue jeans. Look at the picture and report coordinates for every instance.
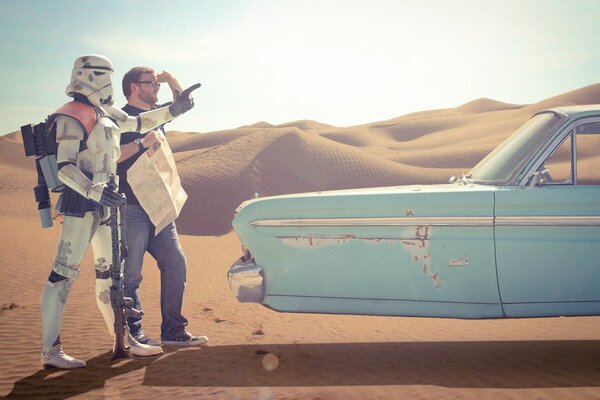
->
[123,204,188,339]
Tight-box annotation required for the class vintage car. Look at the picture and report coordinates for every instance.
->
[228,105,600,319]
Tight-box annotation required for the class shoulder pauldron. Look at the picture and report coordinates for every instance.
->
[50,101,98,138]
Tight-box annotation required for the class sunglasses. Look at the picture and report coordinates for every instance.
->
[136,80,161,88]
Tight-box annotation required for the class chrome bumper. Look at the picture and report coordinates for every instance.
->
[228,257,265,303]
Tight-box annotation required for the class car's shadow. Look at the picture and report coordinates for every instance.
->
[6,340,600,398]
[141,340,600,388]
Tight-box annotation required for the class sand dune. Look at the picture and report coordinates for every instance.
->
[273,119,335,130]
[456,98,522,114]
[536,82,600,108]
[176,127,455,235]
[0,134,32,170]
[2,83,600,399]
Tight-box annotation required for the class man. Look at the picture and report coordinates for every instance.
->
[117,67,208,346]
[40,55,198,369]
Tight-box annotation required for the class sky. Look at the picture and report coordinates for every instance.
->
[0,0,599,135]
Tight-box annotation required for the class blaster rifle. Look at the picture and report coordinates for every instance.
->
[107,175,141,360]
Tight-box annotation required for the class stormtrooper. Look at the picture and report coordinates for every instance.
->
[40,55,198,369]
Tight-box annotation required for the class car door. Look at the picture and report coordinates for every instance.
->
[495,119,600,317]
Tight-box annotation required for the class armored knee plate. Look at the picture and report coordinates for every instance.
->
[50,261,80,280]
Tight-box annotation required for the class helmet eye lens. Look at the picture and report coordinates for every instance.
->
[93,71,106,76]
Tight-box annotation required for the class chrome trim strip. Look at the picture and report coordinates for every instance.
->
[251,215,600,227]
[496,216,600,226]
[251,217,494,227]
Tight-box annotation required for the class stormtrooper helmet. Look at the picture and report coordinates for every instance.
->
[66,55,115,106]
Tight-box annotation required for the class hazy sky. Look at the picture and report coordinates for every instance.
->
[1,0,599,134]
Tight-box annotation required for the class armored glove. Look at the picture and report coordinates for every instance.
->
[169,83,201,117]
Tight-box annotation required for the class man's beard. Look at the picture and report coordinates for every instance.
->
[140,91,158,107]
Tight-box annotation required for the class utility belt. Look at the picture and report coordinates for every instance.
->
[56,171,103,218]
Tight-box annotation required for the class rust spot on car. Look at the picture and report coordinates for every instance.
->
[400,226,440,288]
[431,273,442,288]
[277,226,442,288]
[414,226,429,247]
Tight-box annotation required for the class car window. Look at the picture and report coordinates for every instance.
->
[540,122,600,186]
[576,122,600,185]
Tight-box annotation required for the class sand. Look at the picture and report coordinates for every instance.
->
[2,83,600,399]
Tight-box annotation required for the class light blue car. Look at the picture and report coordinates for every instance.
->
[228,105,600,319]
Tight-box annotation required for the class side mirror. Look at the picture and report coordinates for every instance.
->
[527,168,551,187]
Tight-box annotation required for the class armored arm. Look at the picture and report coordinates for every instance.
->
[106,105,174,133]
[104,83,201,133]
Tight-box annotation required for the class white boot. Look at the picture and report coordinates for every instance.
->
[127,330,163,357]
[41,280,72,351]
[41,279,84,369]
[41,345,86,369]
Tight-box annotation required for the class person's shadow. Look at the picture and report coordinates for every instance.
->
[4,351,155,400]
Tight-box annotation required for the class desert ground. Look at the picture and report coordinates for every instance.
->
[2,83,600,399]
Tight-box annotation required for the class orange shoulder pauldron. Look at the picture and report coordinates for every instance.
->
[53,101,98,134]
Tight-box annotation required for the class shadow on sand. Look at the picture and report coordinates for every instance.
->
[144,340,600,388]
[6,340,600,398]
[4,351,154,400]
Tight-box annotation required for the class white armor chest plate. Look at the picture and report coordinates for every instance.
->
[78,116,121,183]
